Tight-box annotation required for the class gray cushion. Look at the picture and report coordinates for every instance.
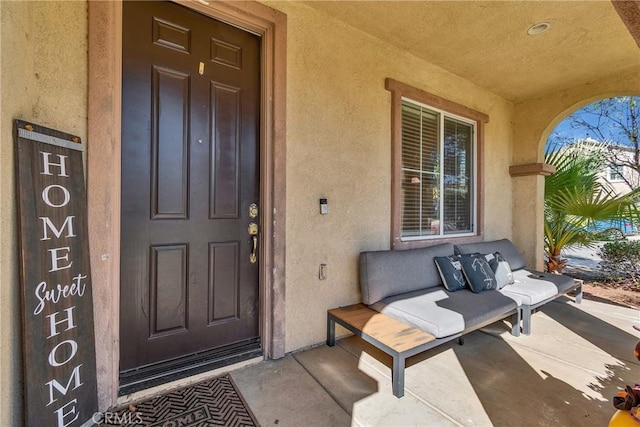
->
[530,270,578,294]
[455,239,527,271]
[501,269,578,305]
[370,287,518,338]
[359,243,455,305]
[501,270,556,305]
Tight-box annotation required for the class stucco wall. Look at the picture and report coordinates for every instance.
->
[0,2,87,424]
[1,1,517,418]
[265,1,515,352]
[512,69,640,269]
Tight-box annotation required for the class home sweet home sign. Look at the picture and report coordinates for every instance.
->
[14,120,98,427]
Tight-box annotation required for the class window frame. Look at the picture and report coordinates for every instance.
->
[609,164,625,182]
[386,78,489,250]
[400,99,478,241]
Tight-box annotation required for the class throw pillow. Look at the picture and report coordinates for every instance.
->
[434,255,467,292]
[483,252,514,289]
[459,253,498,293]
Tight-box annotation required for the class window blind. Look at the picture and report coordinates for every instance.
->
[400,100,474,238]
[443,117,472,234]
[401,102,439,237]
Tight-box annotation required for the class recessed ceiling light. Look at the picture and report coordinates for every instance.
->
[527,22,551,35]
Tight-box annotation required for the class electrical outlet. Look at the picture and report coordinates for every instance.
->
[319,263,327,280]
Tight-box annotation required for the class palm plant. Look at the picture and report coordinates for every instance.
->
[544,141,639,272]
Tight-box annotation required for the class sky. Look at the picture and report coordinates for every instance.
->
[547,96,638,149]
[551,119,592,142]
[549,112,629,146]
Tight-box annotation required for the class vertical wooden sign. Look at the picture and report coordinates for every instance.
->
[14,120,98,427]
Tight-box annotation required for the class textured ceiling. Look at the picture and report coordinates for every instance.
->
[303,1,640,102]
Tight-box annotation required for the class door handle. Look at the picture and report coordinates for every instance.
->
[250,235,258,264]
[248,221,258,264]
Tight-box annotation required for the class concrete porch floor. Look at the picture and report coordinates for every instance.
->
[230,297,640,426]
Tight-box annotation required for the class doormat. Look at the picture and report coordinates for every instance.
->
[101,374,259,426]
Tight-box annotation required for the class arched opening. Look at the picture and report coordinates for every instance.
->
[510,74,640,272]
[539,93,640,159]
[542,95,640,272]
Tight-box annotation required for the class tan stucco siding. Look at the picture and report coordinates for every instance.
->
[0,2,518,418]
[264,1,515,352]
[0,2,87,425]
[1,0,639,421]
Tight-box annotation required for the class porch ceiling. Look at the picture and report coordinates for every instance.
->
[302,1,640,102]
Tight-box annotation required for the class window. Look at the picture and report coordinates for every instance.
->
[401,100,475,238]
[386,79,488,248]
[609,164,625,181]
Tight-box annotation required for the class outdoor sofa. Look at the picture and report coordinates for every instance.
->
[454,239,582,334]
[326,238,582,397]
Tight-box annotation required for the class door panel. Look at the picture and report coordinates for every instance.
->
[210,82,241,218]
[150,244,188,337]
[121,0,260,374]
[208,242,239,324]
[151,66,190,219]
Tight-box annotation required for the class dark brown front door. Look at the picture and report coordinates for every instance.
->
[120,0,261,382]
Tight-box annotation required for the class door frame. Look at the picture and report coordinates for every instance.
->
[87,0,286,409]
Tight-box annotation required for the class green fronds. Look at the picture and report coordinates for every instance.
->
[543,140,639,272]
